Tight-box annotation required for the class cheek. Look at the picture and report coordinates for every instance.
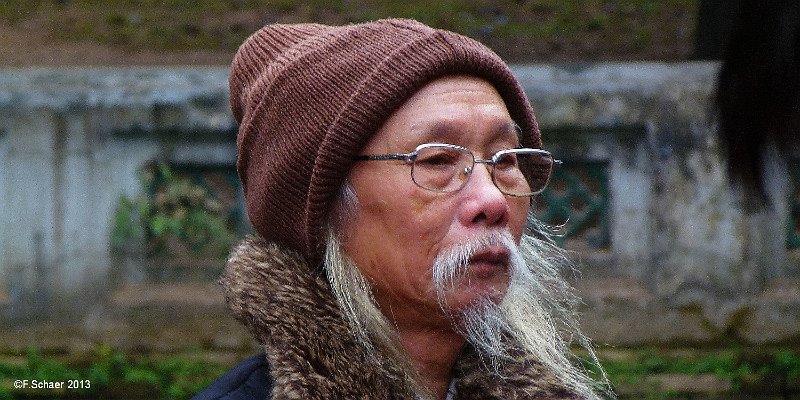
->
[376,188,456,265]
[509,198,530,238]
[350,185,431,252]
[406,192,455,239]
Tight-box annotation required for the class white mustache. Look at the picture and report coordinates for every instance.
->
[431,231,517,291]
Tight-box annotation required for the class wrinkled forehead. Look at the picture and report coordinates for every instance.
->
[367,75,522,151]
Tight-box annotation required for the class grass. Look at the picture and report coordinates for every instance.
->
[593,347,800,397]
[0,346,229,400]
[0,0,698,62]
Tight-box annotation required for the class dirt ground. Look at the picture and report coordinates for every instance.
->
[0,4,697,67]
[0,24,236,66]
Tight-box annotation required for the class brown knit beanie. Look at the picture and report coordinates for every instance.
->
[230,18,540,268]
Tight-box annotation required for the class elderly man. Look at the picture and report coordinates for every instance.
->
[195,19,606,400]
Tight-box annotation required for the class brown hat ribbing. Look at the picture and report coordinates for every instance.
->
[230,18,541,267]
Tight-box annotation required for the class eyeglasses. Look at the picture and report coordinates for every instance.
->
[354,143,560,197]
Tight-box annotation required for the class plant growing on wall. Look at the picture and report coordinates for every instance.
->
[111,163,235,258]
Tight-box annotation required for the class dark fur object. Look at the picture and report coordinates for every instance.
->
[220,236,581,399]
[716,0,800,206]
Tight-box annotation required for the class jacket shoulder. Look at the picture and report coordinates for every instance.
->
[192,353,272,400]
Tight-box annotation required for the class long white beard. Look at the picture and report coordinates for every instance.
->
[431,231,516,362]
[432,231,604,398]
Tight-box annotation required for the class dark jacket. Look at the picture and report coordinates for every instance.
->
[194,236,581,399]
[192,353,272,400]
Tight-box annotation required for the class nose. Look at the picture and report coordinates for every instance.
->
[457,163,510,229]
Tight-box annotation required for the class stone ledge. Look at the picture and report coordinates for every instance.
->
[576,277,800,345]
[760,279,800,302]
[110,282,224,308]
[0,68,231,110]
[615,373,732,395]
[0,314,254,354]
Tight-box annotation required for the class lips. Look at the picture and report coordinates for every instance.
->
[467,245,510,279]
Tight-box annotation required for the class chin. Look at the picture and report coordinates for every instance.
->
[445,282,508,313]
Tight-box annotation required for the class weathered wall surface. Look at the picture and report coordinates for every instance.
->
[517,63,797,345]
[0,69,235,307]
[0,65,796,347]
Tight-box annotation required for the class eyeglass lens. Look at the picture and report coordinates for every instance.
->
[410,145,553,196]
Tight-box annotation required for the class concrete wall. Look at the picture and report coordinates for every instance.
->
[517,63,796,344]
[0,68,235,306]
[0,65,796,345]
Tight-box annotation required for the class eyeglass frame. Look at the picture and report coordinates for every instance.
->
[353,143,562,197]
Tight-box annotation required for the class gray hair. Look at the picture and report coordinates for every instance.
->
[324,183,425,395]
[324,182,610,399]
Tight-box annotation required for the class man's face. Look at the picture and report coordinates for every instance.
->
[342,75,531,328]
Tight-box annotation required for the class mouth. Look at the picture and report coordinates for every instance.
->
[467,245,510,279]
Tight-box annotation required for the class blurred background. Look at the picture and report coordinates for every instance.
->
[1,1,798,398]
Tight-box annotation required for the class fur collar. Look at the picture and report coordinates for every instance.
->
[220,236,580,399]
